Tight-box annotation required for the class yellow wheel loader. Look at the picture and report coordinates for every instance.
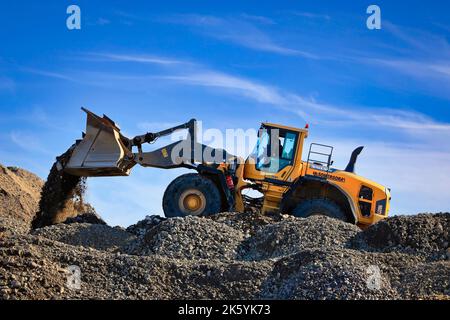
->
[62,108,391,228]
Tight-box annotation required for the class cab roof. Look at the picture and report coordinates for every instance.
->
[262,122,309,136]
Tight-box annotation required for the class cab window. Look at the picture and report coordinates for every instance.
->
[254,129,298,173]
[282,132,296,160]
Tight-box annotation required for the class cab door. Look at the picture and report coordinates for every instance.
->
[245,128,299,180]
[244,127,300,213]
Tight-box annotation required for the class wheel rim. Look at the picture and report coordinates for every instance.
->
[179,189,206,215]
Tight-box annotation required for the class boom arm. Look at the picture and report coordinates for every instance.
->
[131,119,197,146]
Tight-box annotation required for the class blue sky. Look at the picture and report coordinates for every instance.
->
[1,1,450,226]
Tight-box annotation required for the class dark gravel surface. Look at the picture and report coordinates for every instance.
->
[1,211,449,300]
[124,216,245,260]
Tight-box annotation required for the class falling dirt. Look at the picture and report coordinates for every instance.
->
[31,148,93,229]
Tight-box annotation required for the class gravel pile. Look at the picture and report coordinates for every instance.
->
[32,223,136,252]
[240,216,361,261]
[355,213,450,260]
[260,249,399,299]
[63,212,106,225]
[0,216,30,237]
[0,211,449,300]
[1,164,449,300]
[126,215,166,237]
[124,216,245,260]
[0,232,272,299]
[208,211,295,236]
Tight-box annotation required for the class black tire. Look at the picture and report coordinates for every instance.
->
[292,198,348,222]
[162,173,222,218]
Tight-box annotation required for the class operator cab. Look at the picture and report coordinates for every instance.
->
[244,123,308,181]
[254,127,297,173]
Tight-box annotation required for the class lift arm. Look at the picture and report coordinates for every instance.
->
[131,119,197,146]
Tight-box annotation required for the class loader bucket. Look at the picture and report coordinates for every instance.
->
[64,108,135,177]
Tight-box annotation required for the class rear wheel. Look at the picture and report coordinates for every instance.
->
[162,173,222,218]
[292,198,348,222]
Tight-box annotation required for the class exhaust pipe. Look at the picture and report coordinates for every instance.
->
[345,146,364,173]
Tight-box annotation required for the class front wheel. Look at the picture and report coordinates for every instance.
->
[292,198,348,222]
[162,173,222,218]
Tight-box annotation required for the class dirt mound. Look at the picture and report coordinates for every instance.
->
[124,216,245,260]
[241,216,361,261]
[355,213,450,260]
[32,223,135,252]
[0,164,43,226]
[32,149,95,229]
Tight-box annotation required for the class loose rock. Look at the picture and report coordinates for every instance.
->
[1,163,449,300]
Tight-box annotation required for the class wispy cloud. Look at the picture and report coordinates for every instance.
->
[10,131,53,155]
[151,68,450,133]
[22,51,450,139]
[365,58,450,82]
[290,11,331,21]
[359,22,450,87]
[85,52,185,65]
[159,71,290,105]
[240,13,276,25]
[162,14,318,58]
[21,67,75,81]
[96,17,110,26]
[383,22,450,57]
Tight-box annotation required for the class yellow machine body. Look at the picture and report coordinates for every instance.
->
[231,122,390,228]
[65,109,390,228]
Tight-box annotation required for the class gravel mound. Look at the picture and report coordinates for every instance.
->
[1,164,449,300]
[124,216,245,260]
[241,216,361,261]
[355,213,450,260]
[0,236,68,299]
[0,234,272,299]
[0,216,30,237]
[63,212,106,225]
[32,223,136,252]
[0,164,43,227]
[208,211,295,236]
[260,249,400,299]
[126,215,166,237]
[1,212,449,300]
